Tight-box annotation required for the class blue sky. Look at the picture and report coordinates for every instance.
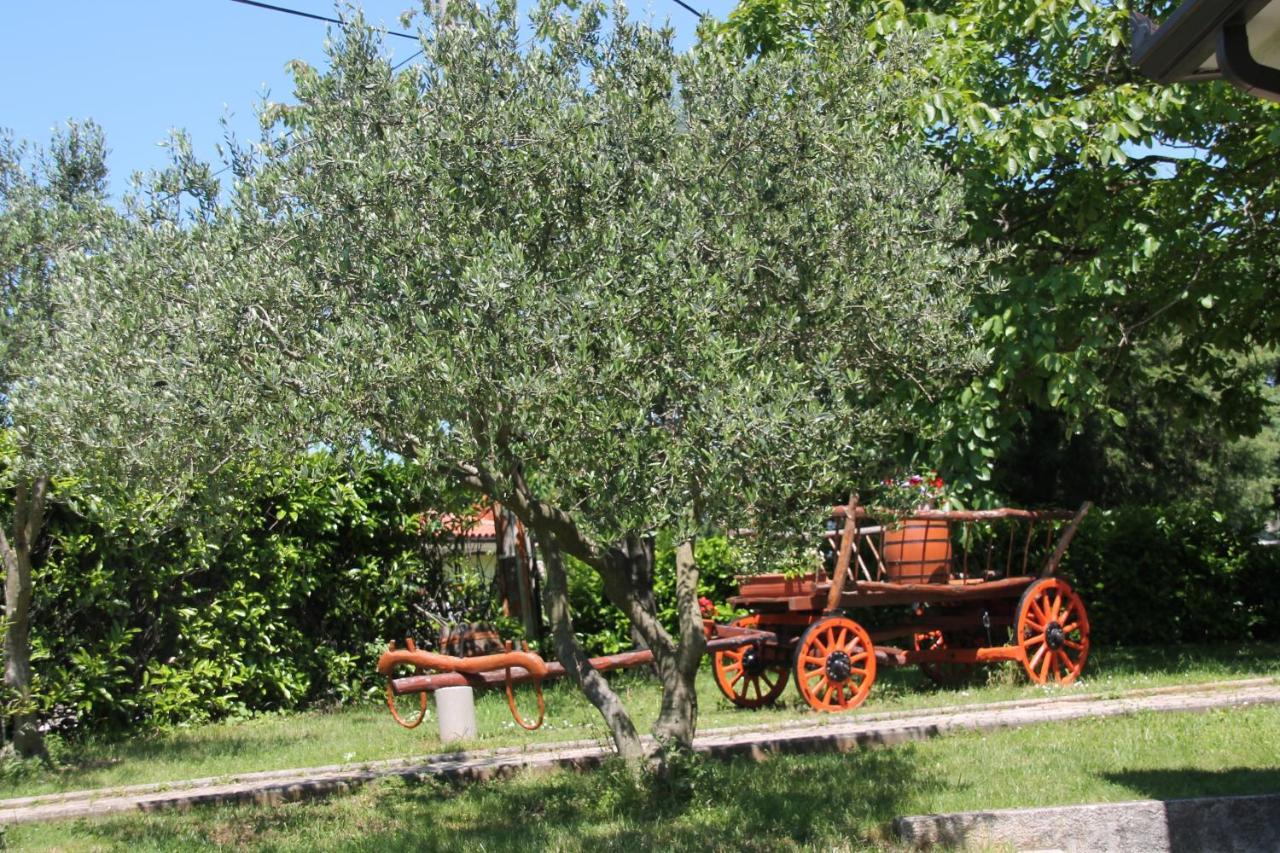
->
[1,1,731,195]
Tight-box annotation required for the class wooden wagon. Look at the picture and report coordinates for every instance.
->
[712,499,1093,712]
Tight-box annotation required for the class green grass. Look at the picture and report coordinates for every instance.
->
[2,642,1276,802]
[11,703,1280,851]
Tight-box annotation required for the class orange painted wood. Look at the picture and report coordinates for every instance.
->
[792,616,877,712]
[712,615,789,708]
[1016,578,1091,684]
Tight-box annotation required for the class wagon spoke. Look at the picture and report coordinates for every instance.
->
[1057,600,1075,625]
[1027,642,1047,673]
[1029,598,1048,624]
[1054,649,1074,681]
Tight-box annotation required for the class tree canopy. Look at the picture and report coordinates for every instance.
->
[715,0,1280,507]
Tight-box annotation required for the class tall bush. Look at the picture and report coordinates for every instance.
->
[1061,503,1280,646]
[10,455,473,734]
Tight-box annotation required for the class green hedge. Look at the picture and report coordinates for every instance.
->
[21,459,470,733]
[1060,503,1280,645]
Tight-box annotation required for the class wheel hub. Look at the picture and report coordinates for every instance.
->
[825,650,852,682]
[1045,621,1066,650]
[742,646,765,676]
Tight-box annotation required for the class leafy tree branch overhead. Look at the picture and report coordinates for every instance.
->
[19,1,993,759]
[714,0,1280,504]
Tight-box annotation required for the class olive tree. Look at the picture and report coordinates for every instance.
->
[25,2,991,758]
[0,122,117,757]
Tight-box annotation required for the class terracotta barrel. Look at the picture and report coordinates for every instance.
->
[881,519,952,584]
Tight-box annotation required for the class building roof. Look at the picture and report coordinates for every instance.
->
[1133,0,1280,101]
[431,505,497,541]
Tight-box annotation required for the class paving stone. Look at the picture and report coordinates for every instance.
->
[894,792,1280,852]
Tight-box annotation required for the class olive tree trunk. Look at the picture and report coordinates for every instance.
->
[538,536,645,760]
[456,461,708,762]
[603,538,705,754]
[1,475,49,759]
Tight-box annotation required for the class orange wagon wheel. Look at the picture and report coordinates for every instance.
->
[1016,578,1090,685]
[793,615,876,712]
[713,615,789,709]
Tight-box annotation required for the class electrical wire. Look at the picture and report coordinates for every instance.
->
[668,0,706,20]
[227,0,420,40]
[391,48,424,71]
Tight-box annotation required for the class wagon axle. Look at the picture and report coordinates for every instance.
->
[1044,621,1067,650]
[824,650,853,682]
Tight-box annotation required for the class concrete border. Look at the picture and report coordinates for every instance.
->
[894,792,1280,852]
[0,678,1276,826]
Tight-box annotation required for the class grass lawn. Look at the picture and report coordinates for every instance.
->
[10,703,1280,851]
[1,642,1276,803]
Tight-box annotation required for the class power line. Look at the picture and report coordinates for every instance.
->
[227,0,420,40]
[668,0,706,20]
[391,49,424,71]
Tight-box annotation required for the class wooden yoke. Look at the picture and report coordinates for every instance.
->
[1039,501,1093,578]
[825,493,860,613]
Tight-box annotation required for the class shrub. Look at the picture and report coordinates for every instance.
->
[1061,503,1280,645]
[17,455,474,733]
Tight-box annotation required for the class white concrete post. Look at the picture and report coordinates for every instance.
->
[434,685,478,743]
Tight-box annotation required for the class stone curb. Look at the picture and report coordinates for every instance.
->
[3,676,1269,812]
[1,678,1277,826]
[894,792,1280,852]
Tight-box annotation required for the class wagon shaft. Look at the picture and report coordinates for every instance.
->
[384,627,777,696]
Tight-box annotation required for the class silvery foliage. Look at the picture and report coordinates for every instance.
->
[20,0,991,546]
[2,123,112,468]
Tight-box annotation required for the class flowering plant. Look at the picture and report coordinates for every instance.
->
[872,470,945,516]
[698,597,717,619]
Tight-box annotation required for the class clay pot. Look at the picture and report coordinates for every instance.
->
[881,518,952,584]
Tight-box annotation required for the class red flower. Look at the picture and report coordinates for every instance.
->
[698,596,717,618]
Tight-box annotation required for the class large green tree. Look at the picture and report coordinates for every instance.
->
[716,0,1280,505]
[23,2,991,758]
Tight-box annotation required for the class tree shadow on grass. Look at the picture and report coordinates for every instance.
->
[1102,767,1280,802]
[353,745,952,852]
[64,744,955,852]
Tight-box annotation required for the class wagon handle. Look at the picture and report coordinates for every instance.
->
[825,493,860,612]
[1038,501,1092,578]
